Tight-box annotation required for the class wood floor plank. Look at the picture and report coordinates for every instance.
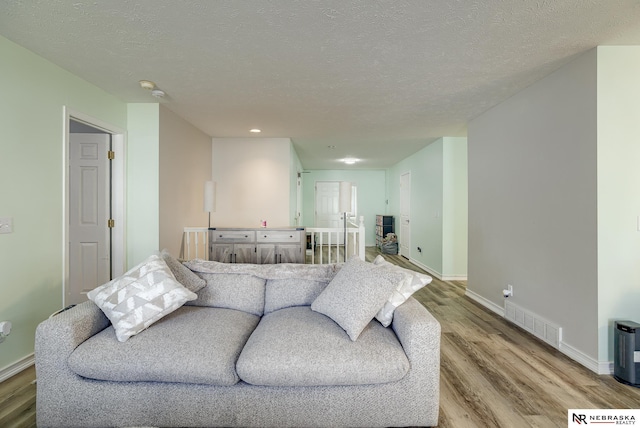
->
[0,365,36,428]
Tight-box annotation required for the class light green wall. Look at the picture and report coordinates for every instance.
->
[442,138,468,276]
[127,104,160,267]
[596,46,640,362]
[388,140,444,272]
[0,35,127,371]
[386,138,467,278]
[301,170,386,246]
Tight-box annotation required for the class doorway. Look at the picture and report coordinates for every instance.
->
[314,181,357,245]
[64,108,126,306]
[400,172,411,258]
[68,130,110,304]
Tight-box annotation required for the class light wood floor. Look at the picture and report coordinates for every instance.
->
[0,365,36,428]
[2,248,640,427]
[367,248,640,427]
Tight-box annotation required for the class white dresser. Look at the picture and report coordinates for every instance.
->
[208,228,306,264]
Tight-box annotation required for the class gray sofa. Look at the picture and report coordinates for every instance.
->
[35,256,441,427]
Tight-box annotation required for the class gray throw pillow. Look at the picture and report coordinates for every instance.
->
[311,256,404,341]
[160,249,206,293]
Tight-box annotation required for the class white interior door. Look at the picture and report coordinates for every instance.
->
[315,181,344,244]
[68,133,111,304]
[400,172,411,258]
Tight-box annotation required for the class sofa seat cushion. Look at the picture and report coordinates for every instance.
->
[236,306,410,387]
[68,306,259,386]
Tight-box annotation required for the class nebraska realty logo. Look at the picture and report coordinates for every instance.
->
[569,409,639,425]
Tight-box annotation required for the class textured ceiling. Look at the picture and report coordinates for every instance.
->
[2,1,640,169]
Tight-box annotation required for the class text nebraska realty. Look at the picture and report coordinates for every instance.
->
[573,413,636,424]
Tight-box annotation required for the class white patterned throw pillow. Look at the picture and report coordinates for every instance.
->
[372,255,432,327]
[87,254,197,342]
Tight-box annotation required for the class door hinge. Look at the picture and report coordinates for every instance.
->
[108,150,115,160]
[108,219,115,228]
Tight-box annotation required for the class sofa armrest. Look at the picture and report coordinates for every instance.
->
[35,301,110,378]
[391,296,440,387]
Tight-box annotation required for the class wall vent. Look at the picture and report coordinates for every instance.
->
[504,301,562,349]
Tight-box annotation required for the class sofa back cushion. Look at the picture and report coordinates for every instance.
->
[264,278,329,314]
[160,249,206,293]
[186,273,266,316]
[182,260,342,316]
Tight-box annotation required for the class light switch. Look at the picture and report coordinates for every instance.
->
[0,217,13,234]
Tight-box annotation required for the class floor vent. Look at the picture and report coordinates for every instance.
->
[504,301,562,349]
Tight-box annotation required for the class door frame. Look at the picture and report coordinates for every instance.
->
[400,171,411,258]
[63,106,127,306]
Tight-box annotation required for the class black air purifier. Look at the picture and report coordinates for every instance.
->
[614,320,640,387]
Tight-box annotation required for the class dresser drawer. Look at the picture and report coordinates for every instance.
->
[256,230,302,243]
[210,230,255,243]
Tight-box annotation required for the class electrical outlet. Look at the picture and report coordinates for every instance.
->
[503,284,514,298]
[417,247,422,253]
[0,217,13,234]
[0,321,11,344]
[0,321,11,335]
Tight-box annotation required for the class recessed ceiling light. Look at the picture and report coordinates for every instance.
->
[327,145,336,149]
[139,80,156,90]
[250,129,261,133]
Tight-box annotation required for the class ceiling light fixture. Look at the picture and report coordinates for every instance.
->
[139,80,156,90]
[342,158,359,165]
[250,129,261,133]
[139,80,167,99]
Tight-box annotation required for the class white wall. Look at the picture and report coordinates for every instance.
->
[467,49,599,361]
[596,46,640,362]
[212,138,292,228]
[159,105,212,257]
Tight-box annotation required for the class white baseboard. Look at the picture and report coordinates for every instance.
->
[408,259,468,282]
[466,290,611,375]
[465,289,505,317]
[559,341,612,375]
[0,353,35,383]
[442,274,468,281]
